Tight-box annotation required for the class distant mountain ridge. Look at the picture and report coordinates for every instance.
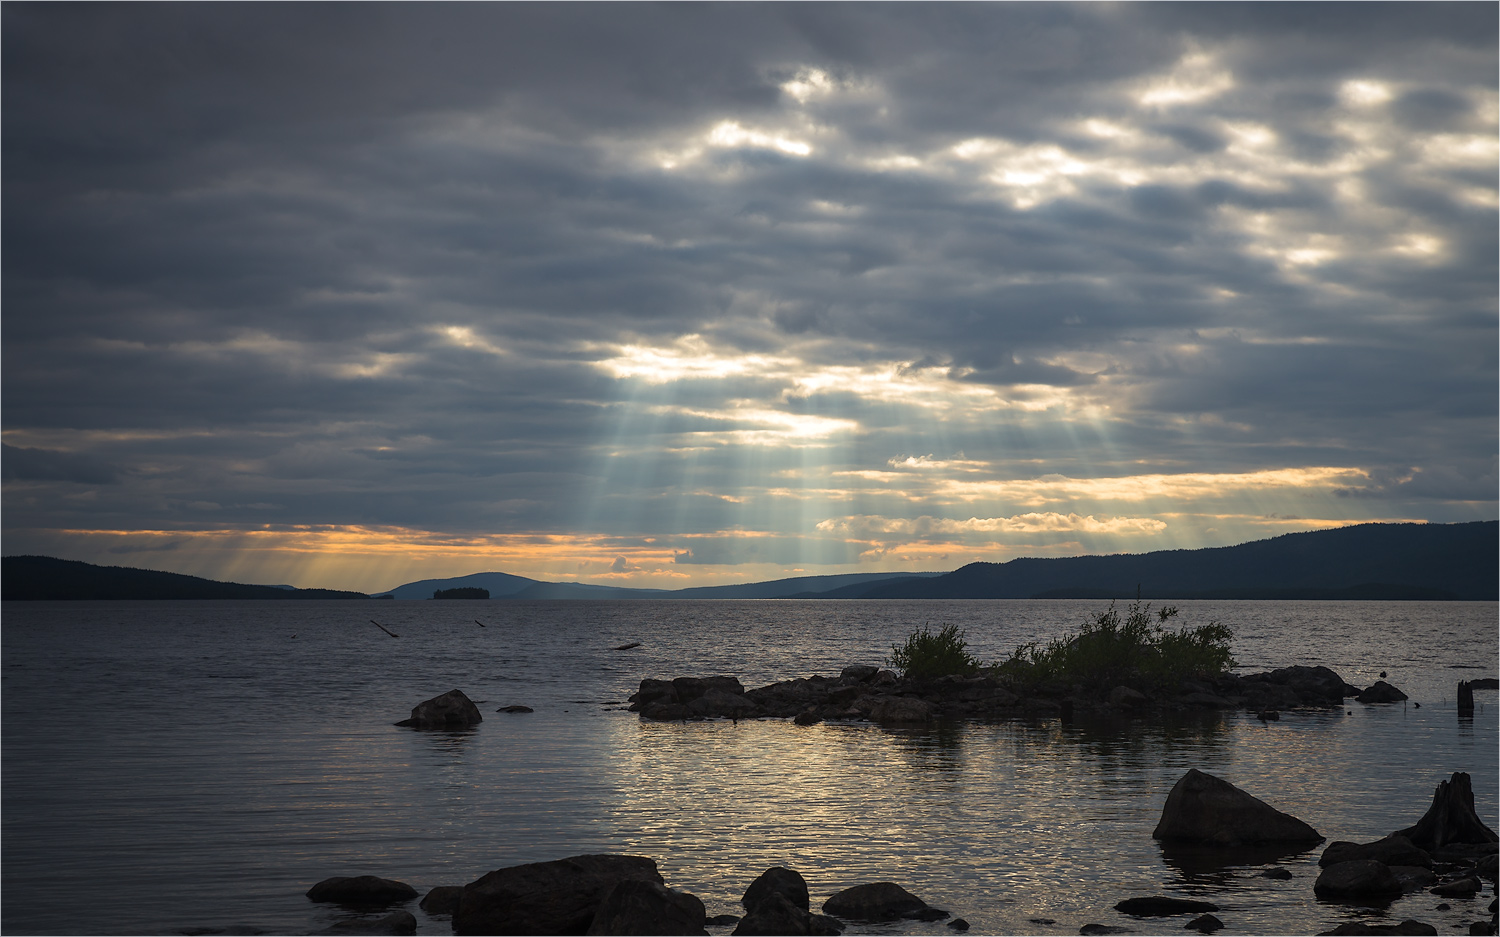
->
[846,521,1497,601]
[6,521,1494,601]
[1,555,369,600]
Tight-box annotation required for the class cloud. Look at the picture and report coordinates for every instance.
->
[2,4,1493,589]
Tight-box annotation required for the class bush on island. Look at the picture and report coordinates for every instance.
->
[998,597,1235,692]
[887,624,981,680]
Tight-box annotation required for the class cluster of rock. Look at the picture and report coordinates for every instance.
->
[1127,768,1497,936]
[306,856,958,936]
[626,663,1433,725]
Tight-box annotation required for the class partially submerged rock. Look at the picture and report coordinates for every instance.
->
[1320,834,1431,870]
[395,689,482,729]
[584,879,706,936]
[1153,769,1323,847]
[1317,921,1437,936]
[1186,914,1224,933]
[1314,860,1404,899]
[306,876,418,907]
[742,868,809,913]
[822,882,932,922]
[452,854,665,935]
[419,886,463,916]
[1114,896,1219,916]
[1357,681,1409,704]
[312,911,417,935]
[734,892,843,936]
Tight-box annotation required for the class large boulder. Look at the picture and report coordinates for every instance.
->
[1314,860,1404,899]
[742,868,810,913]
[822,882,930,921]
[672,676,744,703]
[685,689,761,720]
[420,886,464,915]
[395,689,482,729]
[1243,666,1358,706]
[1153,769,1323,847]
[453,854,665,935]
[1320,835,1431,870]
[306,876,418,906]
[584,879,706,936]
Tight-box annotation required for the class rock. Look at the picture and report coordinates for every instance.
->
[641,702,689,721]
[1114,897,1219,916]
[395,689,482,729]
[1477,854,1498,881]
[1394,772,1499,851]
[948,919,970,931]
[420,886,463,915]
[742,867,809,913]
[1358,681,1409,704]
[1179,692,1234,709]
[1110,686,1148,709]
[908,908,952,922]
[306,876,418,906]
[672,676,745,704]
[1390,866,1437,891]
[1319,921,1437,936]
[1321,835,1432,870]
[685,689,762,720]
[1152,768,1323,846]
[312,911,418,935]
[1470,678,1499,690]
[632,679,677,708]
[822,882,928,921]
[866,697,937,725]
[453,854,665,936]
[1259,868,1293,880]
[497,705,534,713]
[872,670,899,686]
[1470,921,1497,936]
[1432,876,1481,897]
[840,665,879,682]
[793,709,822,726]
[1186,914,1224,932]
[584,878,707,936]
[1314,860,1405,898]
[707,914,741,926]
[1243,666,1359,706]
[1080,926,1134,935]
[734,892,819,935]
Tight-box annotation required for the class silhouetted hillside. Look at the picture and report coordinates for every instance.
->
[2,556,370,600]
[847,522,1497,600]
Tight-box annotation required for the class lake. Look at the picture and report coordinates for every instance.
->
[2,598,1495,935]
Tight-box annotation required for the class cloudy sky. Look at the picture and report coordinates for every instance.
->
[4,4,1496,594]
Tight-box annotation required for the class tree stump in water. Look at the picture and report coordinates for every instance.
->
[1394,772,1498,850]
[1458,680,1475,716]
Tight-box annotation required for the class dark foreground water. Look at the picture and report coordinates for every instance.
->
[2,599,1496,936]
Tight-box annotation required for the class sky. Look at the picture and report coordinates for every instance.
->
[3,4,1496,594]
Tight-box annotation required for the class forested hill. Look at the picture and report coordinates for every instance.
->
[847,521,1497,600]
[1,555,369,600]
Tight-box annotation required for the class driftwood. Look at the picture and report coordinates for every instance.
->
[1393,772,1498,850]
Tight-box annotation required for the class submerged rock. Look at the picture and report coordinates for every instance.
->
[453,854,665,935]
[306,876,418,907]
[1317,921,1437,936]
[1186,913,1224,933]
[1153,769,1323,846]
[395,689,482,729]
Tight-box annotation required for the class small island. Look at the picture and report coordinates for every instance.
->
[432,587,491,600]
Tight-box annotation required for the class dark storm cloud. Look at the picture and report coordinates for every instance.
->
[3,3,1494,582]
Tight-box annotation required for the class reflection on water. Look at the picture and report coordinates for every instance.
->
[1,600,1495,935]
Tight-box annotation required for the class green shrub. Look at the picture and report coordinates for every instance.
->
[888,623,981,680]
[998,597,1235,691]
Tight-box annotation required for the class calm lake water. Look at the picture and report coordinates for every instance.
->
[2,599,1496,936]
